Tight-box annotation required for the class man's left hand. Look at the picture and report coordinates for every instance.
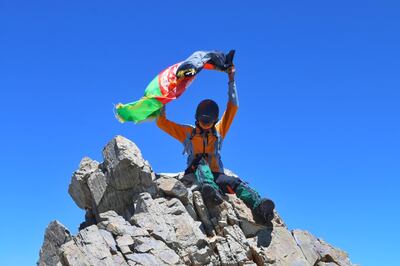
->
[228,65,235,82]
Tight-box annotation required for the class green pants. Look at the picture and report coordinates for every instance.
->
[195,161,262,209]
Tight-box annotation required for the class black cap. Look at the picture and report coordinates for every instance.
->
[195,99,219,124]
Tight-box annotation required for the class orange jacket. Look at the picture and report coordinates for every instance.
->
[157,81,238,173]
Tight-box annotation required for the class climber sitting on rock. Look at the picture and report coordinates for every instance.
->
[156,66,275,223]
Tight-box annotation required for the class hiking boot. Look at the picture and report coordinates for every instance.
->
[201,184,224,205]
[254,198,275,223]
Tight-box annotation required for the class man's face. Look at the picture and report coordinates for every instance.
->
[198,120,214,130]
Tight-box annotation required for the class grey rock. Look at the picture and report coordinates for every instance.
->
[116,234,134,247]
[156,175,189,204]
[125,253,160,266]
[156,172,183,180]
[215,239,237,266]
[79,208,97,230]
[131,192,212,265]
[116,234,134,255]
[222,225,253,265]
[292,229,353,266]
[226,194,266,238]
[316,263,338,266]
[87,169,108,210]
[205,196,240,236]
[98,210,148,237]
[102,135,156,192]
[223,225,247,245]
[193,191,215,236]
[248,245,266,266]
[76,225,113,259]
[60,225,116,266]
[98,209,119,220]
[59,240,91,266]
[264,225,310,266]
[99,229,118,254]
[68,157,99,210]
[68,136,157,220]
[99,136,157,219]
[131,193,176,243]
[134,236,181,265]
[189,245,217,266]
[112,252,129,266]
[38,221,72,266]
[184,201,199,221]
[41,136,357,266]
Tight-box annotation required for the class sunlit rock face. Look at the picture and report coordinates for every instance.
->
[39,135,356,266]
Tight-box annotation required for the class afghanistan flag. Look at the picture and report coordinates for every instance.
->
[115,50,235,123]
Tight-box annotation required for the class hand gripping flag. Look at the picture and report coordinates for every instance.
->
[115,50,235,123]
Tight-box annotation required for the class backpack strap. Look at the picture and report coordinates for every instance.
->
[211,127,224,172]
[211,127,223,153]
[189,126,197,140]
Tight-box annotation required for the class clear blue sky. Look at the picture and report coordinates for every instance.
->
[1,1,399,265]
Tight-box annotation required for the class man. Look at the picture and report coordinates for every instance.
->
[157,66,275,223]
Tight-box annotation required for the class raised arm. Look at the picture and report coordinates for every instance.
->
[216,66,239,139]
[156,107,191,143]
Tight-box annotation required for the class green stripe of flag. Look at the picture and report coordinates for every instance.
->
[144,75,162,97]
[116,97,163,123]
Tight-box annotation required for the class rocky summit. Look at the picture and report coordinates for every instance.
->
[38,135,357,266]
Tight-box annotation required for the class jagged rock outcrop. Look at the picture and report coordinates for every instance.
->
[68,136,157,222]
[38,221,72,266]
[39,135,357,266]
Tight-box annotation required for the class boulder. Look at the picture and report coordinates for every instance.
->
[68,157,99,210]
[38,221,71,266]
[226,194,267,238]
[68,136,157,220]
[60,225,117,266]
[292,229,354,266]
[40,135,357,266]
[263,225,310,266]
[156,175,189,204]
[98,210,149,237]
[102,136,156,192]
